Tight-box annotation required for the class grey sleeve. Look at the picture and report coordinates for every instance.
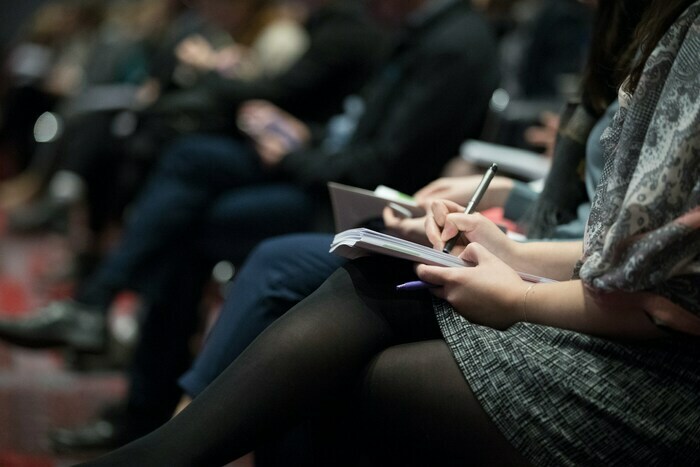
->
[503,181,539,221]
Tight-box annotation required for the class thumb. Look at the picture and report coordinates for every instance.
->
[415,264,452,286]
[458,242,494,266]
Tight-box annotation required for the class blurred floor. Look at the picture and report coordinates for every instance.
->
[0,210,126,466]
[0,210,254,466]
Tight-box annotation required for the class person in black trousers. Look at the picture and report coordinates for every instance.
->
[75,3,700,464]
[0,0,500,452]
[8,0,386,236]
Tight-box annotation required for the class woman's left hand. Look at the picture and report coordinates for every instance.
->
[416,242,529,329]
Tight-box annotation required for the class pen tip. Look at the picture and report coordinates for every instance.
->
[490,163,498,172]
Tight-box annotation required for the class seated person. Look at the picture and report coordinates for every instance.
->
[6,0,386,238]
[176,98,617,407]
[176,0,626,406]
[78,3,700,464]
[0,0,501,451]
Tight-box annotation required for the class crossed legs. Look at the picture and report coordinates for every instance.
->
[82,257,527,466]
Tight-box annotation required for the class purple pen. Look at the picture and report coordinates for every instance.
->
[395,280,438,291]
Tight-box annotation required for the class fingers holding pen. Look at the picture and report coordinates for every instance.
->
[426,199,486,251]
[441,211,488,244]
[425,199,516,262]
[445,210,514,260]
[415,263,455,299]
[414,254,480,303]
[425,199,466,250]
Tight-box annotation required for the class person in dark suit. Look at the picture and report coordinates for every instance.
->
[73,2,700,465]
[6,0,386,236]
[0,0,500,452]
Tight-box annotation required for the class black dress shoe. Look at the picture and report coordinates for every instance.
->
[49,418,134,453]
[49,403,161,454]
[8,198,69,233]
[0,300,107,352]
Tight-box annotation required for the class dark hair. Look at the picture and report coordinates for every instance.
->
[625,0,696,93]
[580,0,652,116]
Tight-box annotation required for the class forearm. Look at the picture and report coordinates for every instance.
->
[508,241,583,281]
[520,280,666,340]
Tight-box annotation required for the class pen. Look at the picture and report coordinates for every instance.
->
[395,280,438,291]
[442,163,498,254]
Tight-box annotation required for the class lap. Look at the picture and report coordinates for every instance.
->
[360,339,528,466]
[196,190,317,262]
[159,134,269,188]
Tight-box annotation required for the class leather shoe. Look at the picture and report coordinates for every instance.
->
[7,198,69,233]
[49,403,160,453]
[49,417,134,453]
[0,300,107,352]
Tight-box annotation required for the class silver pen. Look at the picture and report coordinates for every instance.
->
[442,163,498,254]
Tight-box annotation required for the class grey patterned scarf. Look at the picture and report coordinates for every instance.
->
[577,1,700,328]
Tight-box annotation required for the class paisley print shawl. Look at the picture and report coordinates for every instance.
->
[577,2,700,327]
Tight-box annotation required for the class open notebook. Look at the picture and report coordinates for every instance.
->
[328,182,425,232]
[330,228,556,284]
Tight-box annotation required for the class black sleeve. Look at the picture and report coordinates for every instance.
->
[278,48,495,192]
[202,13,382,119]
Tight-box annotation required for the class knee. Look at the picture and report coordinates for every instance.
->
[361,342,442,405]
[250,234,333,272]
[233,236,308,306]
[247,235,302,270]
[158,136,203,175]
[158,135,232,178]
[250,234,332,295]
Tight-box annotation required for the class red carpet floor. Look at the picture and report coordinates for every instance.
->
[0,210,253,466]
[0,212,126,466]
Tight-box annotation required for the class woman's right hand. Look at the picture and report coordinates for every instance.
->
[425,199,519,265]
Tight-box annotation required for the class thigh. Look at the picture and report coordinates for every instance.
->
[360,340,529,467]
[197,186,316,262]
[179,233,348,397]
[158,134,267,189]
[240,233,348,301]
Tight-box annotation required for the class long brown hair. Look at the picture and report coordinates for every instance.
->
[579,0,652,116]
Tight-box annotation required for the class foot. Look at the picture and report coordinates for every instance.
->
[0,300,107,352]
[7,197,69,233]
[49,404,160,453]
[49,418,135,452]
[50,417,136,454]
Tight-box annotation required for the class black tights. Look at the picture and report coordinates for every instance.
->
[82,258,527,466]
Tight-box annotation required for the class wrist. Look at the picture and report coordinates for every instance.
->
[519,283,538,324]
[495,279,532,329]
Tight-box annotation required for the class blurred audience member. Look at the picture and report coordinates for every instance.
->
[0,0,105,178]
[0,0,499,455]
[4,0,384,259]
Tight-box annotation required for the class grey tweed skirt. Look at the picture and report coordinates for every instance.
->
[433,300,700,466]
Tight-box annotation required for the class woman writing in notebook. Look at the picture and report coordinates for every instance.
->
[83,0,700,465]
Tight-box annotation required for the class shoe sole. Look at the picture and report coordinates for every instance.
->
[0,330,107,354]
